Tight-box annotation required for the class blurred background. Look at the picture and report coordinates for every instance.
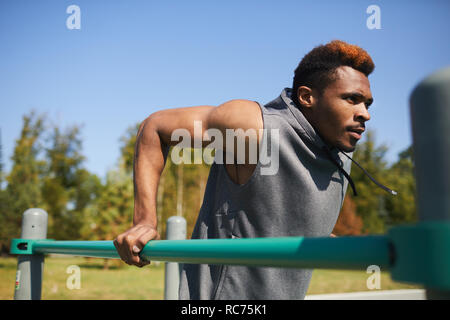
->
[1,0,449,299]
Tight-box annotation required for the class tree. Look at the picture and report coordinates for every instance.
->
[82,168,133,241]
[119,123,140,174]
[385,146,417,227]
[82,124,139,243]
[41,124,100,240]
[349,130,390,234]
[332,195,363,236]
[0,128,4,190]
[0,112,46,253]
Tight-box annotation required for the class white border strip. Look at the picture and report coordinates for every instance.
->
[305,289,425,300]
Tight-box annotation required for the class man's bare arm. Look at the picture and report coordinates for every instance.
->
[114,100,263,267]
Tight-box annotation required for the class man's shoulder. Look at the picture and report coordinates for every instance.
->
[220,99,261,112]
[210,99,263,132]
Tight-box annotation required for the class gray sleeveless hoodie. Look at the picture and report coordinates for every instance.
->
[178,88,352,300]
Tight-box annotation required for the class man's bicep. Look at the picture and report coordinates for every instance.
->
[207,100,264,162]
[147,105,215,147]
[207,100,263,137]
[146,99,262,151]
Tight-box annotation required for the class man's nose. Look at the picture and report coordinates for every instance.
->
[355,103,371,122]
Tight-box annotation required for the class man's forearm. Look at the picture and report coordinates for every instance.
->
[133,117,170,227]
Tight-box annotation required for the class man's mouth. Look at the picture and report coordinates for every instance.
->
[347,127,365,140]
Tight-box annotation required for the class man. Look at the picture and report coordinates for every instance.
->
[114,40,390,299]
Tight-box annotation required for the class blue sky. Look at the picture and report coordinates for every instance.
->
[1,0,449,179]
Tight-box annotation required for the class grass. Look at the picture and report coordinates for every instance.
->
[0,256,422,300]
[0,256,165,300]
[307,268,422,294]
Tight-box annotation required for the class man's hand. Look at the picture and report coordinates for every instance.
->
[114,224,160,267]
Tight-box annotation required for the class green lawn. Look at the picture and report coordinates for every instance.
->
[0,256,421,300]
[307,268,421,294]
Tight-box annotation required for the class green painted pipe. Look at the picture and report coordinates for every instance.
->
[33,241,119,259]
[18,236,391,270]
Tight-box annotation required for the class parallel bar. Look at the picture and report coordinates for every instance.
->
[30,236,391,270]
[33,241,119,259]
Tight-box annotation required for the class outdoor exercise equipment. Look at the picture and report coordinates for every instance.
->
[10,67,450,300]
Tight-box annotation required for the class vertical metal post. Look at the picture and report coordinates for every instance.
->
[164,216,186,300]
[410,66,450,299]
[13,208,48,300]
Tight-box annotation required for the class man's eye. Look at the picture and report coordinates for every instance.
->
[346,97,356,103]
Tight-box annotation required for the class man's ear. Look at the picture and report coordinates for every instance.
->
[297,86,316,109]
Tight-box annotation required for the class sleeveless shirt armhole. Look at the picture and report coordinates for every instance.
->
[218,100,266,190]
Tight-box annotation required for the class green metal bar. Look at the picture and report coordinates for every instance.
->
[389,222,450,291]
[11,236,391,270]
[33,241,119,259]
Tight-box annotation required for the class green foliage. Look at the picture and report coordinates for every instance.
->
[0,112,46,252]
[349,131,417,234]
[81,167,133,240]
[119,123,140,174]
[350,130,390,234]
[81,124,139,241]
[41,125,100,240]
[0,112,102,253]
[385,146,417,226]
[0,128,4,190]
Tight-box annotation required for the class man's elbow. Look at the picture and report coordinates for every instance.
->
[139,111,161,134]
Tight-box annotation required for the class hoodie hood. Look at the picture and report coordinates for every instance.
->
[281,87,329,150]
[279,87,397,197]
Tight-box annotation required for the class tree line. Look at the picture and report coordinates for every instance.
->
[0,111,417,255]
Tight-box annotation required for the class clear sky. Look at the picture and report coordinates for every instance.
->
[1,0,450,179]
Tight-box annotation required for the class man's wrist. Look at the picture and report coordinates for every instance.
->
[133,209,157,227]
[133,217,156,227]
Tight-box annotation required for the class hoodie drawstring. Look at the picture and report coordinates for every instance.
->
[322,146,398,197]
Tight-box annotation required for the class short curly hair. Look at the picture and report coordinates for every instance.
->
[292,40,375,107]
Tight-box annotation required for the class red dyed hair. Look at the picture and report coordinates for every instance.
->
[292,40,375,106]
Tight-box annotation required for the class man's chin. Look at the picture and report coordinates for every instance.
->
[336,142,356,153]
[324,136,357,153]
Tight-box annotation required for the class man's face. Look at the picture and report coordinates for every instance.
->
[308,66,373,152]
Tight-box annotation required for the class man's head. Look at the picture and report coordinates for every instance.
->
[292,40,375,152]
